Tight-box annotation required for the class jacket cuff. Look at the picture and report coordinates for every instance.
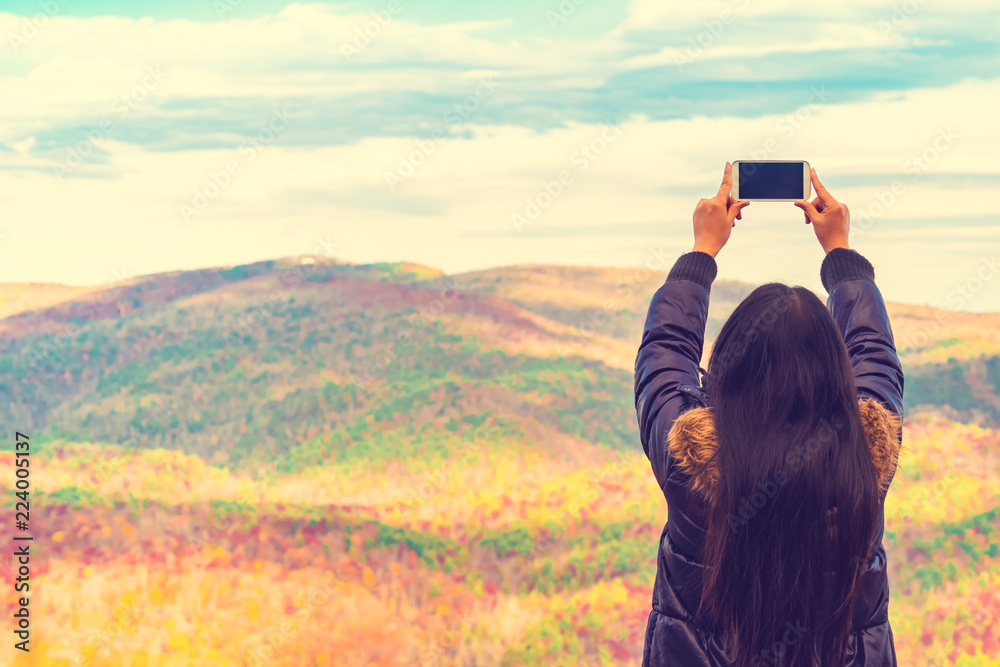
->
[821,248,875,293]
[667,251,717,291]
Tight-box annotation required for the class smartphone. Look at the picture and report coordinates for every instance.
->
[732,160,811,201]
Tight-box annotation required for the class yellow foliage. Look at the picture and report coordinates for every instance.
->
[248,599,259,622]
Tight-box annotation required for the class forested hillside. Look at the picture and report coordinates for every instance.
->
[3,258,998,463]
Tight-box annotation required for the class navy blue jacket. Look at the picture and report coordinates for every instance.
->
[634,249,904,666]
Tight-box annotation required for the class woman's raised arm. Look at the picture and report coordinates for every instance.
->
[635,164,749,490]
[797,168,904,416]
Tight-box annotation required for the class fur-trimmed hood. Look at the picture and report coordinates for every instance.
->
[666,397,903,501]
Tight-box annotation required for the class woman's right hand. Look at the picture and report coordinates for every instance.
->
[794,168,850,254]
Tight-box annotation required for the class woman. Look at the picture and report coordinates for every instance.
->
[634,164,904,667]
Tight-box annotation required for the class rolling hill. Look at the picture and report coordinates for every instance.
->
[2,256,998,465]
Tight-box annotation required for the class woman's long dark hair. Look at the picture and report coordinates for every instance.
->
[697,283,879,667]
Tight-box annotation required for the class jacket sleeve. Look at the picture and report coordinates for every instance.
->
[822,248,905,417]
[634,252,716,490]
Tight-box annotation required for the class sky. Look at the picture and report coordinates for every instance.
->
[0,0,998,310]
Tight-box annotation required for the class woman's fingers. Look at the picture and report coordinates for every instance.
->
[810,168,834,205]
[716,162,733,200]
[725,194,744,220]
[794,199,819,224]
[725,194,746,221]
[728,200,750,224]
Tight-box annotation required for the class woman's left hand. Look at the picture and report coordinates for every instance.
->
[692,162,749,258]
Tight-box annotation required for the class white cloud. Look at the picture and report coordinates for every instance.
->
[616,0,998,33]
[621,34,948,70]
[0,4,611,123]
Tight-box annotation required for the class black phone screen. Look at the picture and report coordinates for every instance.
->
[737,162,805,199]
